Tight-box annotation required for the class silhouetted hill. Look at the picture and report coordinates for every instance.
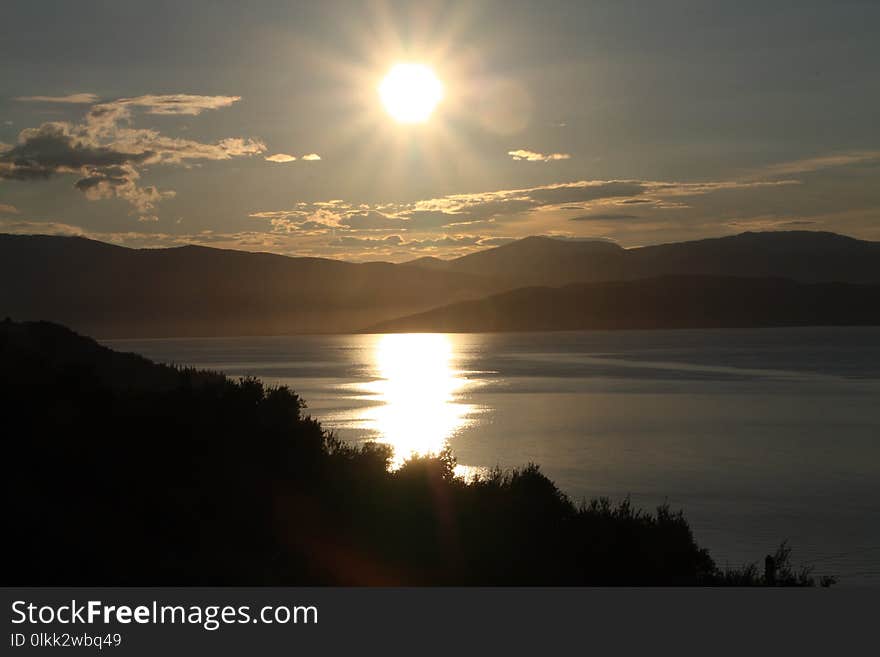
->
[3,319,825,585]
[0,234,499,337]
[6,231,877,338]
[432,236,627,285]
[407,231,880,286]
[366,276,880,333]
[402,255,450,270]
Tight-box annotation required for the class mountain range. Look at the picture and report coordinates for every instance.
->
[2,230,880,337]
[366,276,880,333]
[405,231,880,286]
[0,234,495,337]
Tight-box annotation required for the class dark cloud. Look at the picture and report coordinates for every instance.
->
[526,182,645,205]
[73,164,138,191]
[0,123,150,181]
[0,95,264,219]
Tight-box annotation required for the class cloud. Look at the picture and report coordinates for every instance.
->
[251,178,802,244]
[399,210,473,229]
[570,214,639,221]
[14,93,100,104]
[755,151,880,177]
[476,237,517,247]
[74,164,176,213]
[0,217,86,236]
[508,149,571,162]
[0,123,150,181]
[0,203,19,214]
[329,233,512,251]
[332,234,405,248]
[526,181,645,205]
[726,217,820,230]
[98,94,241,116]
[264,152,321,163]
[0,94,264,219]
[265,153,297,163]
[338,211,405,230]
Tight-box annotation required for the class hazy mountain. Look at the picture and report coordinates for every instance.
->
[5,231,880,338]
[407,232,880,286]
[0,234,499,337]
[366,276,880,333]
[402,255,450,271]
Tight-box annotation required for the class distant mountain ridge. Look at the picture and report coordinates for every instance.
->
[0,234,498,337]
[366,276,880,333]
[406,231,880,286]
[3,230,880,337]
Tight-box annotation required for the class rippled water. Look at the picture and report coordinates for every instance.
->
[108,327,880,585]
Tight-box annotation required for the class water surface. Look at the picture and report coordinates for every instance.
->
[109,327,880,585]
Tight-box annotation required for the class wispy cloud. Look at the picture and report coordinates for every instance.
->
[0,203,20,214]
[14,93,100,104]
[508,149,571,162]
[754,150,880,177]
[0,217,86,236]
[570,213,639,221]
[249,178,801,238]
[725,217,820,231]
[329,233,514,251]
[99,94,241,116]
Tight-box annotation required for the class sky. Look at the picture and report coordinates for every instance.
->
[1,0,879,261]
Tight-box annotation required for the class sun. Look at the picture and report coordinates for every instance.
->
[378,63,444,124]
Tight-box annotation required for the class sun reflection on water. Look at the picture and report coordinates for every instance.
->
[356,333,478,470]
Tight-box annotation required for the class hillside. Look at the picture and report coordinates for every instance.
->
[0,234,498,337]
[406,231,880,287]
[366,276,880,333]
[5,230,880,338]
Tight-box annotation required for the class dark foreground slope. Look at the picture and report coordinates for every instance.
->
[1,320,823,585]
[367,276,880,333]
[0,234,497,337]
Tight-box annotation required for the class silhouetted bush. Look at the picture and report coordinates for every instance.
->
[1,319,828,585]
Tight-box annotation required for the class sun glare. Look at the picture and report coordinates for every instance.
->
[378,63,444,124]
[357,334,475,469]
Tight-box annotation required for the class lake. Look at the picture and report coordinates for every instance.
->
[107,327,880,586]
